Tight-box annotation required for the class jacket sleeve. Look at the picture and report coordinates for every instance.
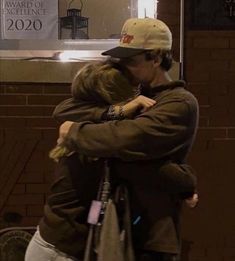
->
[66,95,199,161]
[53,98,108,123]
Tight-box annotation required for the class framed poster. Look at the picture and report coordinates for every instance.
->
[1,0,58,39]
[190,0,235,30]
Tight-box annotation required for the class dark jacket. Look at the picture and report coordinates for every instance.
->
[53,80,199,254]
[39,154,105,259]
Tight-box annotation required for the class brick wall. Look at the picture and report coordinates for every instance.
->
[158,1,235,260]
[0,83,70,227]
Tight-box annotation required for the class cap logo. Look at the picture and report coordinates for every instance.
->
[120,33,134,44]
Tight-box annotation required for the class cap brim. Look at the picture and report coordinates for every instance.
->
[102,47,146,58]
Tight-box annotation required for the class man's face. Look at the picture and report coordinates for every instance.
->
[120,53,156,86]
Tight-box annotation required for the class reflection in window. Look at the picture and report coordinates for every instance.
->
[59,0,158,40]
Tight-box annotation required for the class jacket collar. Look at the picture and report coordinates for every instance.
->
[141,80,186,97]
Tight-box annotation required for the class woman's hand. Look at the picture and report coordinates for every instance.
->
[122,95,156,118]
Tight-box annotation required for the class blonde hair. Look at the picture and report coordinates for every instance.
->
[71,62,136,104]
[50,62,136,162]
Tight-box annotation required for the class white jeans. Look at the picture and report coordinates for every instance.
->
[25,230,79,261]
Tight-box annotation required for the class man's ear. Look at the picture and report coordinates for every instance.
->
[145,52,161,67]
[153,56,162,67]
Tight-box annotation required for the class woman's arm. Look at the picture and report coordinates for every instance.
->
[53,96,156,123]
[156,163,197,199]
[53,98,108,123]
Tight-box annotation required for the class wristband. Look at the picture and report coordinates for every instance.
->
[107,105,125,120]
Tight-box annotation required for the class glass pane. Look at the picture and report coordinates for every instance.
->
[0,0,158,54]
[59,0,138,39]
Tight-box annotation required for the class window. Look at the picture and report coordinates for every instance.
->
[0,0,158,59]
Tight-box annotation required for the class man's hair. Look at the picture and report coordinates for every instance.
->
[145,49,173,71]
[71,62,136,104]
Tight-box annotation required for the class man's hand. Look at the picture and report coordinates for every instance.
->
[184,193,199,208]
[58,121,74,144]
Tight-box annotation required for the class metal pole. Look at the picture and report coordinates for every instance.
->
[179,0,185,80]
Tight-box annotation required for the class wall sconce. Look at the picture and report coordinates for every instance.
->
[59,7,89,39]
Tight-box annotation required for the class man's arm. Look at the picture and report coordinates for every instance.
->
[52,95,156,161]
[57,94,198,198]
[61,95,198,161]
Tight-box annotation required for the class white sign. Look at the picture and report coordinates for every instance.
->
[1,0,58,39]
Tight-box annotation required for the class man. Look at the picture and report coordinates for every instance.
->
[56,18,199,261]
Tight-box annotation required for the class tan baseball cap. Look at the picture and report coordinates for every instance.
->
[102,18,172,58]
